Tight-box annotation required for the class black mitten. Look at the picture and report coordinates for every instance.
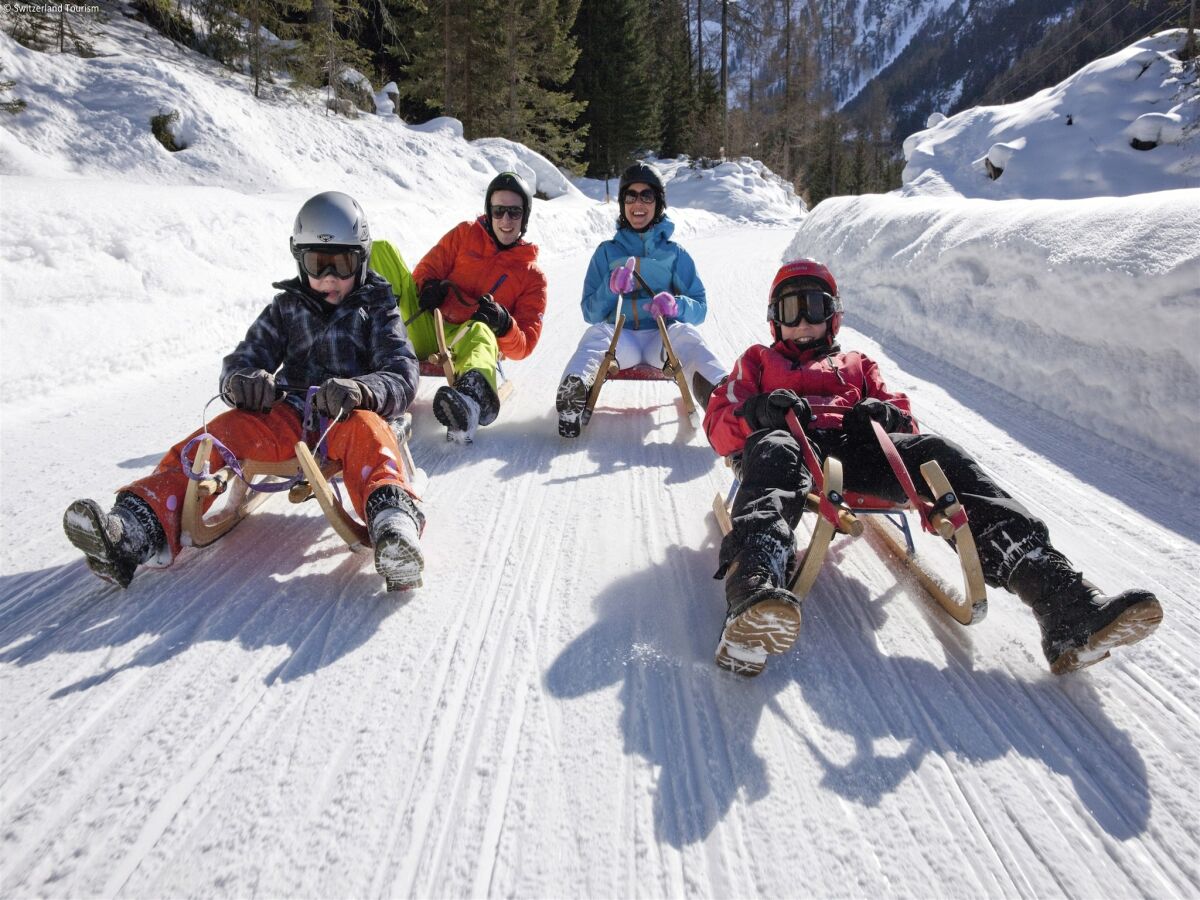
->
[472,293,513,337]
[734,390,811,432]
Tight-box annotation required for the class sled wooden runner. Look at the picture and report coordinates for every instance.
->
[181,413,421,552]
[711,415,987,627]
[581,313,696,429]
[657,315,697,421]
[293,441,370,549]
[418,308,515,402]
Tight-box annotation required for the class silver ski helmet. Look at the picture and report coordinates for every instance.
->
[617,162,666,230]
[484,171,532,239]
[290,191,372,288]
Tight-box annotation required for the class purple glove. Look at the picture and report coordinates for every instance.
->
[608,257,636,295]
[647,291,678,319]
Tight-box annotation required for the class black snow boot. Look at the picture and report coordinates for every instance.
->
[63,493,167,588]
[365,485,425,591]
[714,529,802,676]
[433,369,499,443]
[1008,547,1162,674]
[692,371,718,412]
[556,374,589,438]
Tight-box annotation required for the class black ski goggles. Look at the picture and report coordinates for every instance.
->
[770,288,839,326]
[295,246,362,279]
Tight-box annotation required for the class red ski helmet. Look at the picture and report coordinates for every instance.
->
[769,258,841,343]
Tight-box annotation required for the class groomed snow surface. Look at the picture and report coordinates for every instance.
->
[2,11,1199,899]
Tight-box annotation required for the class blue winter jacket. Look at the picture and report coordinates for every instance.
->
[580,218,707,331]
[220,272,419,421]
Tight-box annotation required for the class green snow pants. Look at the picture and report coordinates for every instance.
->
[370,240,500,395]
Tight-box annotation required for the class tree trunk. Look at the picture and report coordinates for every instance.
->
[782,0,792,180]
[442,0,451,112]
[720,0,728,156]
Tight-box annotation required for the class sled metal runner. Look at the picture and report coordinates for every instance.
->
[180,413,420,552]
[712,410,987,630]
[417,308,515,402]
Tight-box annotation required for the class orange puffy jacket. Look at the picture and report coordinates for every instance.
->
[412,217,548,361]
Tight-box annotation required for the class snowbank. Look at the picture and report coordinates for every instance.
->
[902,31,1200,199]
[786,189,1200,469]
[568,155,806,223]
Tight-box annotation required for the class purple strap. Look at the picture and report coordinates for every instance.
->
[180,386,331,494]
[180,432,300,493]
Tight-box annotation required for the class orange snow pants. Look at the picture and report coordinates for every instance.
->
[118,403,411,558]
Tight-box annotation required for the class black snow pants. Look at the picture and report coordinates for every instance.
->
[721,428,1052,590]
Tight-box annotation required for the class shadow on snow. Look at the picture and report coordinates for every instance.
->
[545,532,1152,849]
[0,509,407,695]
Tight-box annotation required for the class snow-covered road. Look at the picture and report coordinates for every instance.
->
[2,226,1197,897]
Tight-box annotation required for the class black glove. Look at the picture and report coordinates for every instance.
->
[472,293,513,337]
[843,398,911,438]
[734,389,811,432]
[313,378,365,419]
[226,368,277,412]
[418,279,449,312]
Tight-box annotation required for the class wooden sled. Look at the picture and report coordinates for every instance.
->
[581,313,697,429]
[180,412,421,553]
[418,308,514,402]
[712,413,987,626]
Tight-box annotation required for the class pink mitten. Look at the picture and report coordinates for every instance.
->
[608,257,636,295]
[647,291,678,319]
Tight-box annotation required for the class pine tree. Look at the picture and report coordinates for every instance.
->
[194,0,243,66]
[1,66,26,114]
[300,0,373,115]
[397,0,584,165]
[650,0,695,158]
[491,0,587,167]
[568,0,659,177]
[238,0,311,98]
[2,1,97,55]
[360,0,423,89]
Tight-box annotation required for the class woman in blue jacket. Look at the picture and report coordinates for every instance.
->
[556,162,727,437]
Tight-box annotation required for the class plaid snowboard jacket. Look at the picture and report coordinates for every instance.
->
[220,272,419,421]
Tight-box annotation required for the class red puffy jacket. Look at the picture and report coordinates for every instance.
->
[412,217,547,360]
[705,340,915,458]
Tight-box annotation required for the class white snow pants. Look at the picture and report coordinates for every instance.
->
[560,321,726,387]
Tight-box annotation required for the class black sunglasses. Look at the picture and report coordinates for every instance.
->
[296,247,361,279]
[770,289,838,326]
[491,205,524,220]
[622,188,656,205]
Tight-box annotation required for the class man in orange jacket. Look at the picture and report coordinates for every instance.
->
[390,171,548,442]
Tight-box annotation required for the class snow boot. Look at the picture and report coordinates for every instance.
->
[715,532,802,676]
[366,485,425,591]
[1009,547,1162,674]
[692,372,718,412]
[63,493,166,588]
[556,374,589,438]
[433,369,498,444]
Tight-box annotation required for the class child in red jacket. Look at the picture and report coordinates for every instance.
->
[705,258,1162,677]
